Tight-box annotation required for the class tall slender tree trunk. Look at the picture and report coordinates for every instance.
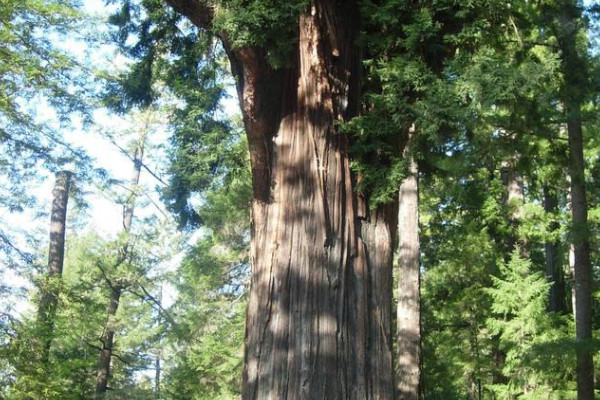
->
[164,1,396,398]
[37,170,72,364]
[543,187,567,314]
[155,287,162,400]
[567,108,594,400]
[155,353,161,400]
[566,112,594,399]
[95,284,122,395]
[567,179,577,317]
[549,2,595,397]
[95,135,145,398]
[396,136,421,400]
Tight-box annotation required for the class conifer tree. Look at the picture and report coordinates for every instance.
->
[540,1,595,397]
[95,115,150,398]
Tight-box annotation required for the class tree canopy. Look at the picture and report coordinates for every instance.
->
[1,0,600,399]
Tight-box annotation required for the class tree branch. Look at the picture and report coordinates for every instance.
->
[163,0,214,30]
[106,134,167,186]
[0,229,34,264]
[125,284,177,327]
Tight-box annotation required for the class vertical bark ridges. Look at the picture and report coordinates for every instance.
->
[241,1,395,399]
[164,1,396,398]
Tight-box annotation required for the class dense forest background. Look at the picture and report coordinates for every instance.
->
[1,0,600,399]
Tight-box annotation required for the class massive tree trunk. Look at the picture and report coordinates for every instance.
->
[396,139,421,400]
[165,1,396,398]
[95,135,145,398]
[37,170,72,364]
[543,187,567,314]
[241,8,395,399]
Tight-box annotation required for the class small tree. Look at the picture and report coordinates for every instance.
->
[487,250,574,399]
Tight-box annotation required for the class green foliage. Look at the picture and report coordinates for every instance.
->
[0,0,97,272]
[421,171,501,399]
[0,0,92,186]
[164,160,251,399]
[103,0,180,111]
[3,223,172,399]
[213,0,308,67]
[486,251,575,399]
[4,0,600,398]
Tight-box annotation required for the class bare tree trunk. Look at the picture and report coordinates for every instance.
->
[242,6,395,398]
[363,204,397,399]
[492,160,525,387]
[165,1,397,398]
[396,142,421,400]
[95,135,145,398]
[567,180,577,317]
[543,187,567,314]
[37,170,72,364]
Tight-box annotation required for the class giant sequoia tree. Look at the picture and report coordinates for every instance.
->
[161,1,397,398]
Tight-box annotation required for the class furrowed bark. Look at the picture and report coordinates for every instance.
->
[242,4,394,396]
[244,4,396,397]
[37,170,72,364]
[396,142,421,400]
[362,203,397,400]
[165,1,396,398]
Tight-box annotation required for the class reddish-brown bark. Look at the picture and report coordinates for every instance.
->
[165,1,397,398]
